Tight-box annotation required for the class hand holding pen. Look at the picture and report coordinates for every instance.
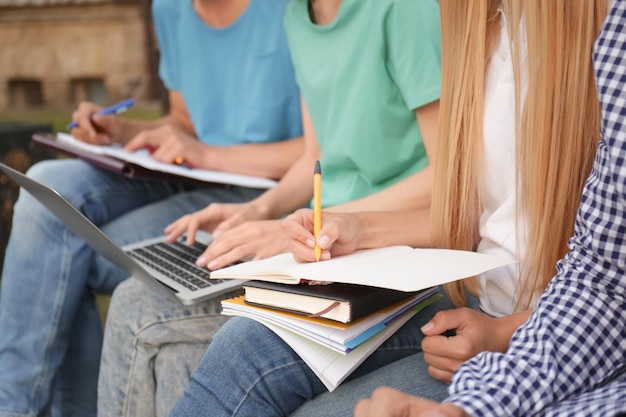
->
[67,98,134,130]
[68,98,134,145]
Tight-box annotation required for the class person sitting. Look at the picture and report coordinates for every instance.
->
[97,0,442,415]
[161,0,608,416]
[0,0,303,416]
[355,0,626,415]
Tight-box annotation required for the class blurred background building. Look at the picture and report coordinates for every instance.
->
[0,0,165,277]
[0,0,163,111]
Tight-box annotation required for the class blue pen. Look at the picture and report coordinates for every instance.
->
[66,98,135,130]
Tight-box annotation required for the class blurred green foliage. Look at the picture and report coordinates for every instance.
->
[0,107,161,133]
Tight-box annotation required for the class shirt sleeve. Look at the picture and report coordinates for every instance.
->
[447,266,626,416]
[152,0,180,91]
[384,0,442,110]
[444,2,626,416]
[540,381,626,417]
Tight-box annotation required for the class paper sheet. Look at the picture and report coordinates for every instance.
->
[258,309,417,391]
[212,246,516,292]
[56,133,277,189]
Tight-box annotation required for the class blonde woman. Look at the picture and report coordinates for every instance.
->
[284,0,608,415]
[356,1,626,416]
[424,0,607,383]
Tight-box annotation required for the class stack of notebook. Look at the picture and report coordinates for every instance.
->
[221,283,440,390]
[214,246,514,391]
[230,282,439,351]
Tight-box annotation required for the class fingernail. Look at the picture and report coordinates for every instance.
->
[320,252,331,261]
[421,321,434,333]
[305,239,315,248]
[318,235,329,248]
[213,230,221,238]
[196,256,206,266]
[207,260,218,270]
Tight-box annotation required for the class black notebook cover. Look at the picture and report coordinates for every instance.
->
[244,281,417,323]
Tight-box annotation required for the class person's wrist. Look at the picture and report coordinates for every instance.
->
[112,117,132,144]
[440,403,473,417]
[247,200,271,221]
[198,144,218,171]
[491,315,515,353]
[351,213,366,250]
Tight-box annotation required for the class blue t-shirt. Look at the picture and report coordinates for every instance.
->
[152,0,302,145]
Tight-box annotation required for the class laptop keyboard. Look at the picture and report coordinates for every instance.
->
[127,239,220,291]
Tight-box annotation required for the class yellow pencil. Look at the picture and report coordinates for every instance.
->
[313,160,322,261]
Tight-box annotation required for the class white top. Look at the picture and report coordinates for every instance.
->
[476,14,532,317]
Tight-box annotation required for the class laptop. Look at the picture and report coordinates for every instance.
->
[0,162,244,305]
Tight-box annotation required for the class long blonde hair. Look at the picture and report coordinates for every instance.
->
[433,0,608,308]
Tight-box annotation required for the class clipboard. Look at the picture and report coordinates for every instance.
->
[31,132,277,189]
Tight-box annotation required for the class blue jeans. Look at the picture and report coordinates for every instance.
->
[291,293,482,417]
[166,291,457,417]
[0,159,264,417]
[99,282,450,417]
[290,353,448,417]
[98,277,233,417]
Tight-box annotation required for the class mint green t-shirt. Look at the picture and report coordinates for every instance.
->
[284,0,441,207]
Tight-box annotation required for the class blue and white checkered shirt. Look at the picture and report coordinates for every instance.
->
[445,1,626,416]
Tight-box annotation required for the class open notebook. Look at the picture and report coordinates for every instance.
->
[0,162,243,305]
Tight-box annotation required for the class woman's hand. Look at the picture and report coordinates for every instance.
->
[281,209,363,262]
[165,202,259,243]
[70,101,123,145]
[420,308,503,384]
[196,220,289,270]
[354,387,470,417]
[164,202,274,269]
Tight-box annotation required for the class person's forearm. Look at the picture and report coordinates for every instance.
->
[343,208,432,250]
[248,152,317,220]
[198,136,304,179]
[491,309,532,352]
[331,165,433,213]
[115,90,196,144]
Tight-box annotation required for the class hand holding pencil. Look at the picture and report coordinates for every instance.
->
[313,160,322,261]
[282,208,363,263]
[281,160,363,263]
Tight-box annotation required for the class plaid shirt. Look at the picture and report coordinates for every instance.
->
[445,1,626,416]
